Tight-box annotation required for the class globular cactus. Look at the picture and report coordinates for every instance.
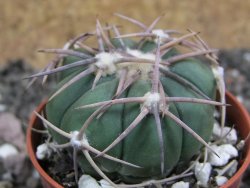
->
[30,14,226,186]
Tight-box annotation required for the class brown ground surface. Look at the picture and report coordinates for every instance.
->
[1,0,250,68]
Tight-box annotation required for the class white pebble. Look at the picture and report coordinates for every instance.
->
[78,175,101,188]
[212,122,237,144]
[194,162,212,187]
[171,181,189,188]
[100,179,114,188]
[243,52,250,62]
[208,144,238,166]
[214,159,238,177]
[0,104,6,112]
[0,143,18,159]
[36,143,51,160]
[215,176,228,186]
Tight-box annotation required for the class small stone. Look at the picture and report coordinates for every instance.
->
[194,162,212,187]
[0,181,13,188]
[100,179,114,188]
[36,143,51,160]
[78,175,101,188]
[0,113,25,152]
[0,144,18,159]
[208,144,238,166]
[0,104,6,112]
[171,181,189,188]
[212,122,237,144]
[243,52,250,62]
[215,176,228,186]
[1,172,13,181]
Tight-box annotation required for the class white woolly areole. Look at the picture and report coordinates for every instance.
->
[212,66,224,80]
[152,29,170,39]
[143,92,161,109]
[78,175,101,188]
[208,144,238,166]
[122,49,156,79]
[194,162,212,187]
[215,176,228,186]
[95,52,122,75]
[171,181,189,188]
[212,121,237,144]
[70,131,89,148]
[36,143,51,160]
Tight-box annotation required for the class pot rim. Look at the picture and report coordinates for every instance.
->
[26,91,250,188]
[221,92,250,188]
[26,101,63,188]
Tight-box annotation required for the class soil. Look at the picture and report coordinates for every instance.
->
[0,49,249,187]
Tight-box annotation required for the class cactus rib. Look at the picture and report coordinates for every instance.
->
[35,112,142,168]
[96,108,149,158]
[48,67,96,101]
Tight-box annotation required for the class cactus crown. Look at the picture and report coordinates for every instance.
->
[29,14,226,187]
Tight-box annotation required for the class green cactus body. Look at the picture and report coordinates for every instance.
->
[45,38,217,183]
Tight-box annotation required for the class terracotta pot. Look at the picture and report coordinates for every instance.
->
[26,101,63,188]
[221,92,250,188]
[27,92,250,188]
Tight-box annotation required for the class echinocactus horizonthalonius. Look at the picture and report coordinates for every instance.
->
[30,14,226,187]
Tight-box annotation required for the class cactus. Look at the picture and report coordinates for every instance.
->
[30,14,226,186]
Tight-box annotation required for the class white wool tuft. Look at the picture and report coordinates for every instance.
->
[70,131,89,148]
[152,29,170,39]
[95,52,122,75]
[171,181,189,188]
[212,66,224,80]
[121,49,157,79]
[36,143,51,160]
[194,162,212,187]
[78,175,101,188]
[215,176,228,186]
[208,144,238,166]
[143,92,160,109]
